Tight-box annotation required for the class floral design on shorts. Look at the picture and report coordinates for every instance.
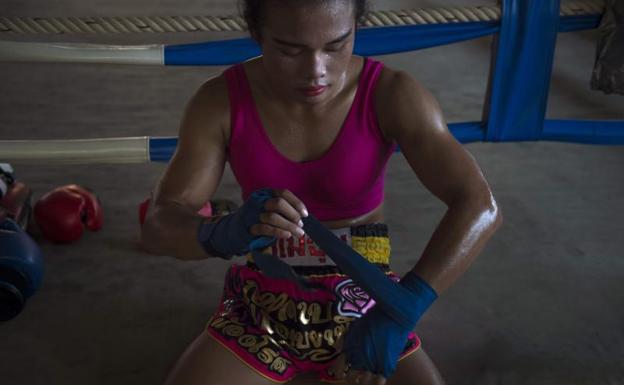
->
[334,279,376,318]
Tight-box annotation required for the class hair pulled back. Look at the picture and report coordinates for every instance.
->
[242,0,370,35]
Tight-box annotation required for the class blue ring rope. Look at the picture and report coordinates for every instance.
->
[154,5,620,153]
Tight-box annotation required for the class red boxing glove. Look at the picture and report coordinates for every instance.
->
[34,184,103,243]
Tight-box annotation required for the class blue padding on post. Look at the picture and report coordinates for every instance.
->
[449,121,487,143]
[353,22,499,57]
[486,0,560,142]
[165,38,262,66]
[149,136,178,162]
[165,22,499,66]
[542,120,624,144]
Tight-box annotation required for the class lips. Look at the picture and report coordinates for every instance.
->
[301,85,327,97]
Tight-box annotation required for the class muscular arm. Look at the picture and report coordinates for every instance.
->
[376,69,503,294]
[139,75,230,260]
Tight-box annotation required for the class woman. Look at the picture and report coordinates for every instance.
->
[140,0,503,384]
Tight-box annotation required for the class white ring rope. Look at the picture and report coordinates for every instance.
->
[0,0,605,35]
[0,138,151,164]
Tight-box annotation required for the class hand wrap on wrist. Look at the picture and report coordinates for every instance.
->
[197,189,274,259]
[341,271,437,377]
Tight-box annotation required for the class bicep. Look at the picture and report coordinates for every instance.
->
[378,72,490,206]
[152,78,229,212]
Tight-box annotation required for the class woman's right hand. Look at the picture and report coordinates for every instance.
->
[198,188,309,258]
[248,188,308,240]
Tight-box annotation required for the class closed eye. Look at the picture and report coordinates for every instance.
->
[325,43,346,52]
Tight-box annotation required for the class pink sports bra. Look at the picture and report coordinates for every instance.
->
[224,58,397,221]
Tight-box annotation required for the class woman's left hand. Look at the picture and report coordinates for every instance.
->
[329,333,388,385]
[328,306,410,385]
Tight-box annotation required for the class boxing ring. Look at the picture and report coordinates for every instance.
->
[2,1,623,385]
[0,0,622,165]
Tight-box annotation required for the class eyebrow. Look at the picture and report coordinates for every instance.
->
[273,29,353,48]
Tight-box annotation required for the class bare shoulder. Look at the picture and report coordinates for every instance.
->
[375,67,445,142]
[152,73,231,210]
[179,73,230,146]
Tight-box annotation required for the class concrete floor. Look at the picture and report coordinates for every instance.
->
[1,1,623,385]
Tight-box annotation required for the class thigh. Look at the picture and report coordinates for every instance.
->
[164,330,278,385]
[387,348,446,385]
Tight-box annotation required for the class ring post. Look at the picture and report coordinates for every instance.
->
[485,0,561,142]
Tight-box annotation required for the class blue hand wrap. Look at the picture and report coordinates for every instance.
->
[342,304,411,377]
[301,215,437,328]
[342,271,437,377]
[300,215,438,378]
[197,188,275,258]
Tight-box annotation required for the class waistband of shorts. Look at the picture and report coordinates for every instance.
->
[245,222,391,276]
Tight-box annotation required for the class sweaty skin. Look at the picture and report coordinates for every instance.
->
[143,1,502,385]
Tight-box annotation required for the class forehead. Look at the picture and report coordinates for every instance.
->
[261,0,355,43]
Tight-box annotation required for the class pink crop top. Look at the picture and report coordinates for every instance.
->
[224,58,397,221]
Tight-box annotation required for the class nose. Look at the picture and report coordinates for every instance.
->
[303,51,327,82]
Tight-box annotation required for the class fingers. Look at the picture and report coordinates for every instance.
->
[253,213,304,239]
[249,189,308,240]
[273,189,308,218]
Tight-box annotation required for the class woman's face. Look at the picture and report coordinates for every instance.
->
[254,0,356,106]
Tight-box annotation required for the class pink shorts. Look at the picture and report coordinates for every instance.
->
[205,223,421,383]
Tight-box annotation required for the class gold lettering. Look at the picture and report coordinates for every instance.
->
[223,324,245,337]
[242,280,258,304]
[265,293,289,313]
[289,328,298,347]
[277,299,297,322]
[308,330,323,348]
[295,331,310,349]
[210,317,228,329]
[238,334,259,348]
[257,347,279,364]
[333,315,352,324]
[273,321,290,340]
[308,302,332,324]
[297,302,310,324]
[238,334,271,354]
[307,349,337,362]
[334,325,346,340]
[256,292,276,308]
[249,302,257,323]
[323,329,335,346]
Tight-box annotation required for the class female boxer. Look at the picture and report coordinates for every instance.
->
[140,1,502,384]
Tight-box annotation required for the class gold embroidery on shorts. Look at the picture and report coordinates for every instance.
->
[210,317,293,375]
[351,236,391,264]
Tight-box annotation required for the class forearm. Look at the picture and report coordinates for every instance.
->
[139,202,215,260]
[411,194,502,294]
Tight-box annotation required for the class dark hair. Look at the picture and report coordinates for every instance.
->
[242,0,369,35]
